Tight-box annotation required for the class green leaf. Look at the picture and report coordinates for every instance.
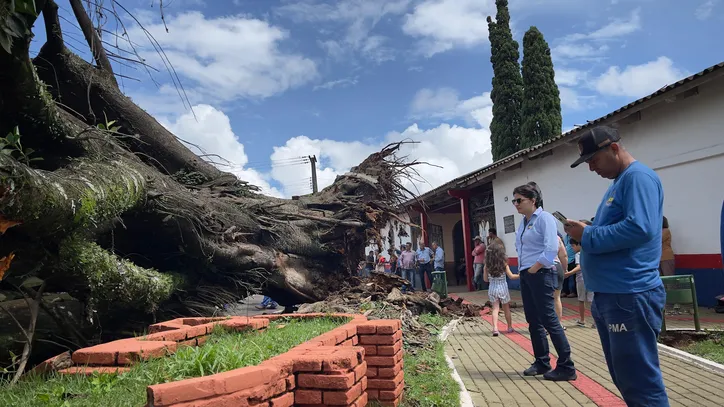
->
[106,120,117,127]
[24,147,34,155]
[15,0,37,16]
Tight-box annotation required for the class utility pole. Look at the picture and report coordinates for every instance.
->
[309,155,318,193]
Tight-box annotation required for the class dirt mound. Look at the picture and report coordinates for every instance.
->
[295,272,483,352]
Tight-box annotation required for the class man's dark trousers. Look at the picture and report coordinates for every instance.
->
[418,262,433,291]
[520,268,575,374]
[591,283,669,406]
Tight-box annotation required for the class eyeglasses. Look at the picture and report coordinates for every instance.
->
[511,198,526,205]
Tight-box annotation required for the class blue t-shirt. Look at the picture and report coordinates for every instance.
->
[581,161,663,293]
[564,235,576,265]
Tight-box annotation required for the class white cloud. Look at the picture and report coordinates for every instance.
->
[402,0,495,57]
[276,0,410,64]
[129,12,317,103]
[695,0,717,20]
[558,86,601,111]
[581,8,641,40]
[314,77,359,91]
[267,86,494,196]
[163,104,283,197]
[410,87,493,128]
[555,68,587,87]
[270,137,378,196]
[594,57,687,98]
[552,8,640,62]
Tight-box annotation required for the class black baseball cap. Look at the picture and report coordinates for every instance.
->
[570,125,621,168]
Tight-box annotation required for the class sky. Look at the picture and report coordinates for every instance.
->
[29,0,724,198]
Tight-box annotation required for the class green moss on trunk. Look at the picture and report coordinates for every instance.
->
[58,238,183,314]
[0,156,146,235]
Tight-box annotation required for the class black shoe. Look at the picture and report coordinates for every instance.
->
[523,365,551,376]
[543,369,577,381]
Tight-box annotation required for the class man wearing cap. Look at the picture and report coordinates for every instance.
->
[472,236,486,290]
[564,125,668,406]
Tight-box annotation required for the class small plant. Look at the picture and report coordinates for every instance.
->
[96,113,121,134]
[1,127,42,165]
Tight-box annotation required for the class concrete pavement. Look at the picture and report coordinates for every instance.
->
[445,290,724,407]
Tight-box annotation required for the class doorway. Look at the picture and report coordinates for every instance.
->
[452,220,466,287]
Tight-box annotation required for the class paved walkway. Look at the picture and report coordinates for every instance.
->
[445,290,724,407]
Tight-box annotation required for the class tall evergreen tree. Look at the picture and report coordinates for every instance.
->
[520,26,562,148]
[487,0,524,161]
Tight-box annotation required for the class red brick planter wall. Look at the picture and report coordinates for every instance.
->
[35,313,405,407]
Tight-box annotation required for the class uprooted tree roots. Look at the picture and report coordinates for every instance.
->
[0,0,420,370]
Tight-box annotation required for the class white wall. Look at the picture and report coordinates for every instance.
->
[364,213,413,255]
[493,76,724,257]
[428,213,461,262]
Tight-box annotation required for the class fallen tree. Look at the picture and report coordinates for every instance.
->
[0,0,418,369]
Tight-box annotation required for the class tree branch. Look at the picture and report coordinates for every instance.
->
[10,282,46,385]
[68,0,117,87]
[41,0,65,52]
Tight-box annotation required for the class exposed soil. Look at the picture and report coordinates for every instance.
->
[658,330,722,348]
[294,272,483,352]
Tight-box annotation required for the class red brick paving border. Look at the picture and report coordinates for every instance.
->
[35,313,404,407]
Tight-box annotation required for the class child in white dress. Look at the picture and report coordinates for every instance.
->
[483,242,520,336]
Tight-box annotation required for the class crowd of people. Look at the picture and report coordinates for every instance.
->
[359,240,446,293]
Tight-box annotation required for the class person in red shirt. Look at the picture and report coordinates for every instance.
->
[472,236,486,290]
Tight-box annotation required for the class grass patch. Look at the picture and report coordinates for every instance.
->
[682,337,724,364]
[660,330,724,364]
[400,313,459,407]
[0,316,346,407]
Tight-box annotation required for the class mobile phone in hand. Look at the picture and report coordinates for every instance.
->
[552,211,568,224]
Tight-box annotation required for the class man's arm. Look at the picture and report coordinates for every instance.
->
[581,172,660,254]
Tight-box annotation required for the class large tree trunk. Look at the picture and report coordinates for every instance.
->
[0,0,414,368]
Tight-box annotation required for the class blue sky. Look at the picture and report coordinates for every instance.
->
[30,0,724,197]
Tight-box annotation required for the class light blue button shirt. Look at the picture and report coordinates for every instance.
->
[433,247,445,269]
[514,207,559,270]
[416,248,431,263]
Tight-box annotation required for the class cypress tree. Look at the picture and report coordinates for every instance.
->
[487,0,524,161]
[520,26,562,148]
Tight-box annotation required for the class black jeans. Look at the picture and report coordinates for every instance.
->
[561,262,578,296]
[418,262,433,291]
[520,267,575,374]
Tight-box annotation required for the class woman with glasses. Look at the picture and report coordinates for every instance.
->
[512,182,577,382]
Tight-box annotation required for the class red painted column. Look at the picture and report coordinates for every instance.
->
[448,189,474,291]
[419,209,429,248]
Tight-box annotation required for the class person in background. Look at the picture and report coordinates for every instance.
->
[553,232,569,330]
[660,216,675,276]
[483,242,520,336]
[431,242,445,271]
[363,251,375,277]
[513,182,576,381]
[416,242,433,292]
[564,236,594,327]
[388,249,399,275]
[472,236,486,290]
[565,125,668,406]
[488,228,504,247]
[376,254,387,273]
[455,257,467,286]
[561,234,578,298]
[256,296,278,310]
[399,242,417,292]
